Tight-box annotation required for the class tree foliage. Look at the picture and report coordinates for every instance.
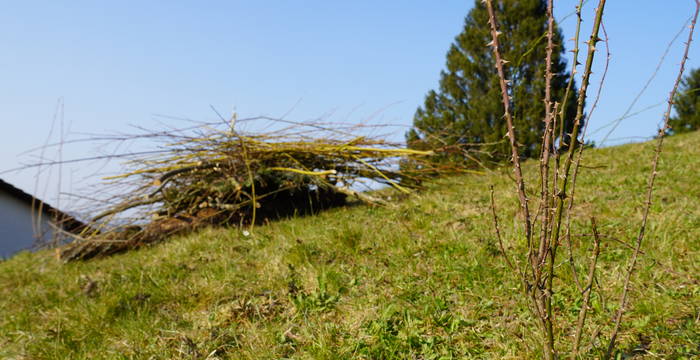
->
[669,67,700,134]
[407,0,579,165]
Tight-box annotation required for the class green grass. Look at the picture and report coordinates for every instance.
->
[1,132,699,359]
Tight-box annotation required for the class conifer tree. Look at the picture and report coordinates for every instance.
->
[407,0,579,164]
[669,67,700,134]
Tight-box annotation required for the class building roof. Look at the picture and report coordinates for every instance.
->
[0,178,86,233]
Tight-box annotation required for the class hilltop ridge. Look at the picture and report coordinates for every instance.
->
[1,132,698,359]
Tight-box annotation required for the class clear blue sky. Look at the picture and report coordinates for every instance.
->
[1,1,698,206]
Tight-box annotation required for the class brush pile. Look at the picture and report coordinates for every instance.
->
[59,117,444,261]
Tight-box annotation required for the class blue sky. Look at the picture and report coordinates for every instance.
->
[1,1,698,205]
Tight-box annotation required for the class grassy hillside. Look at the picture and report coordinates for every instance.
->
[1,132,698,359]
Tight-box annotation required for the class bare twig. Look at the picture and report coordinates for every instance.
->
[490,185,516,272]
[485,1,609,357]
[565,19,611,295]
[556,0,585,155]
[599,18,692,144]
[536,0,557,279]
[605,1,700,357]
[573,217,602,356]
[542,1,607,356]
[484,0,533,255]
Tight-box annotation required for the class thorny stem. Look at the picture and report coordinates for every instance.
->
[573,217,602,356]
[536,102,558,273]
[537,0,556,277]
[551,0,585,226]
[605,1,700,357]
[490,185,518,273]
[484,2,552,355]
[556,0,585,155]
[565,20,611,295]
[545,0,585,305]
[484,0,533,253]
[600,18,692,144]
[544,0,607,357]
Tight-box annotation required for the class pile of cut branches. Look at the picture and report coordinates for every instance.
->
[59,118,448,261]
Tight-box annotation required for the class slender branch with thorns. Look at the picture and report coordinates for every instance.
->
[605,1,699,357]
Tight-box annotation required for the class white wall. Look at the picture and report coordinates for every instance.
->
[0,192,54,259]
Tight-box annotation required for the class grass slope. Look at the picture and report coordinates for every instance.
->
[1,132,698,359]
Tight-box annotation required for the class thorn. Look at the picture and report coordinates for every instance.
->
[486,40,495,47]
[501,59,510,64]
